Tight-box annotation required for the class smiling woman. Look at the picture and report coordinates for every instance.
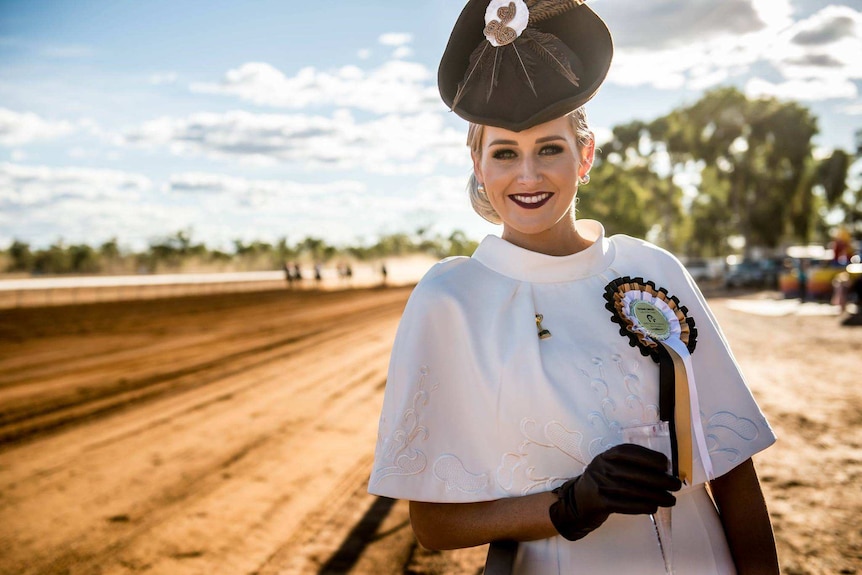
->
[465,108,592,226]
[468,112,595,255]
[368,1,780,573]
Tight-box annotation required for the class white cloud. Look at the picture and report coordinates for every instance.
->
[123,109,469,175]
[592,126,614,148]
[0,163,204,248]
[161,171,482,246]
[412,174,469,209]
[67,146,88,159]
[790,5,858,45]
[750,0,794,30]
[378,33,412,46]
[603,1,862,102]
[0,108,76,146]
[748,6,862,101]
[600,0,771,50]
[745,76,858,101]
[392,46,414,59]
[168,172,366,207]
[0,162,152,208]
[357,48,372,60]
[409,174,502,239]
[191,60,441,115]
[149,72,178,85]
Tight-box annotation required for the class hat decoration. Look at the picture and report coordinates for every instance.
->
[603,276,713,483]
[453,0,584,110]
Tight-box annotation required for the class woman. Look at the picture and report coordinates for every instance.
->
[369,1,779,573]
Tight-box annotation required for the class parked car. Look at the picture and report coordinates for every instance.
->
[684,259,712,282]
[779,258,859,300]
[724,259,780,289]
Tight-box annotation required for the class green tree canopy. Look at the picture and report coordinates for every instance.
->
[648,87,820,251]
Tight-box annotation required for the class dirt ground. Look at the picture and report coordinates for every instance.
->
[0,286,859,574]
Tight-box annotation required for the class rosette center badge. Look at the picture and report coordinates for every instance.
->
[629,300,671,342]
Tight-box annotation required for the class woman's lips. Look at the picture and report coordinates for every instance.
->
[509,192,553,209]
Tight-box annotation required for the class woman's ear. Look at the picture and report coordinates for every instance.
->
[471,152,484,184]
[579,135,596,177]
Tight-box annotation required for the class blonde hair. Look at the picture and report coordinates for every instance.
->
[466,108,593,225]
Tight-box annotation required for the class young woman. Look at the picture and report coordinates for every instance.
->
[370,1,779,573]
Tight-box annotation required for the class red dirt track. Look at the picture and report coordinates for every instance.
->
[0,287,859,574]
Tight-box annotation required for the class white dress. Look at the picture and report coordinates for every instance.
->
[369,220,776,574]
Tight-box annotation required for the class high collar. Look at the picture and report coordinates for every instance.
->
[471,220,615,283]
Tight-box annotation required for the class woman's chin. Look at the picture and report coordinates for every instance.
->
[502,219,560,239]
[500,211,570,238]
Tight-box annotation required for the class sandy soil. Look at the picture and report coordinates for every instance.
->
[0,286,859,574]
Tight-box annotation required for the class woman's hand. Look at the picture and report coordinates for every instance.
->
[550,443,682,541]
[410,443,681,550]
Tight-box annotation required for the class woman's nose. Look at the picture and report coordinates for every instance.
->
[517,158,542,186]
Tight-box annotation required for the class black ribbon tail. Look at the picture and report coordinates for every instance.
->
[657,344,679,478]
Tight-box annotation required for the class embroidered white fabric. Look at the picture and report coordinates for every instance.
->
[369,220,774,574]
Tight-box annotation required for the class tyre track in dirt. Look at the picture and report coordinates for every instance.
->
[0,288,409,445]
[0,287,427,575]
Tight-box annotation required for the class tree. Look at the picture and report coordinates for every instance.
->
[585,124,687,252]
[33,242,72,274]
[297,237,333,262]
[69,244,100,273]
[7,240,33,272]
[99,238,121,260]
[652,87,819,253]
[446,230,478,257]
[818,149,851,207]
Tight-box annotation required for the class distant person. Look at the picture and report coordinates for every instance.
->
[336,262,353,285]
[369,2,778,573]
[853,271,862,307]
[283,261,293,289]
[798,260,808,302]
[314,263,322,287]
[380,262,388,286]
[832,271,850,313]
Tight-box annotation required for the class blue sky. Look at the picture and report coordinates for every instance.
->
[2,0,861,250]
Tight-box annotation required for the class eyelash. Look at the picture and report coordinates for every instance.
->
[491,145,564,160]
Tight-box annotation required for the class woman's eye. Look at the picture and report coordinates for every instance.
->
[539,145,564,156]
[492,149,517,160]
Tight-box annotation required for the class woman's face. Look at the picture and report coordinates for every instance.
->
[472,115,594,242]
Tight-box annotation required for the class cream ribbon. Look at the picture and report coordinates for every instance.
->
[662,336,714,482]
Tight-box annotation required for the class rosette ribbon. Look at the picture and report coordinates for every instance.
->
[603,277,714,484]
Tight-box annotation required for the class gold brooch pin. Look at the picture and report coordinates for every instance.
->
[535,314,551,340]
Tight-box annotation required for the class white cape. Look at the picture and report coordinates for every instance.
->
[369,221,775,574]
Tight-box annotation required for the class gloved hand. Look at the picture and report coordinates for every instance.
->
[549,443,682,541]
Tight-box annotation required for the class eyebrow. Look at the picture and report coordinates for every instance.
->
[488,135,565,146]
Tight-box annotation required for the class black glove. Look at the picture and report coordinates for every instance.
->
[549,443,682,541]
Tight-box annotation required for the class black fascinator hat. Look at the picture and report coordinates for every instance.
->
[438,0,613,132]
